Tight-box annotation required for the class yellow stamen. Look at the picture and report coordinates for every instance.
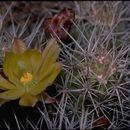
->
[20,72,33,85]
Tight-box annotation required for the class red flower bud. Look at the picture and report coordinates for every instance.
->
[44,8,75,43]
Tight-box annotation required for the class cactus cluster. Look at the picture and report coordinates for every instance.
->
[0,1,130,130]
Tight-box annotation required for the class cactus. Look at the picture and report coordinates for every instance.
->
[0,1,130,130]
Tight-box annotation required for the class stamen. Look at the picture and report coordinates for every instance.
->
[20,72,33,85]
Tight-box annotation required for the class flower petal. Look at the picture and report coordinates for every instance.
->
[0,75,16,90]
[36,38,60,78]
[3,49,42,84]
[3,52,20,84]
[22,50,42,74]
[0,89,24,100]
[19,94,38,107]
[0,98,9,106]
[42,38,60,63]
[30,62,62,95]
[35,63,56,83]
[16,50,41,76]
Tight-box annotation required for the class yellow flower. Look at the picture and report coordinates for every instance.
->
[0,38,62,107]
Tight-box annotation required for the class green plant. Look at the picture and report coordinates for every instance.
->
[1,1,130,130]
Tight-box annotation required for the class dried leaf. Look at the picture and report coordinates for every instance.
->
[38,92,56,104]
[12,37,27,53]
[34,42,41,52]
[93,116,110,127]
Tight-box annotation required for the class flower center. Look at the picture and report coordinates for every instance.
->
[20,72,33,85]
